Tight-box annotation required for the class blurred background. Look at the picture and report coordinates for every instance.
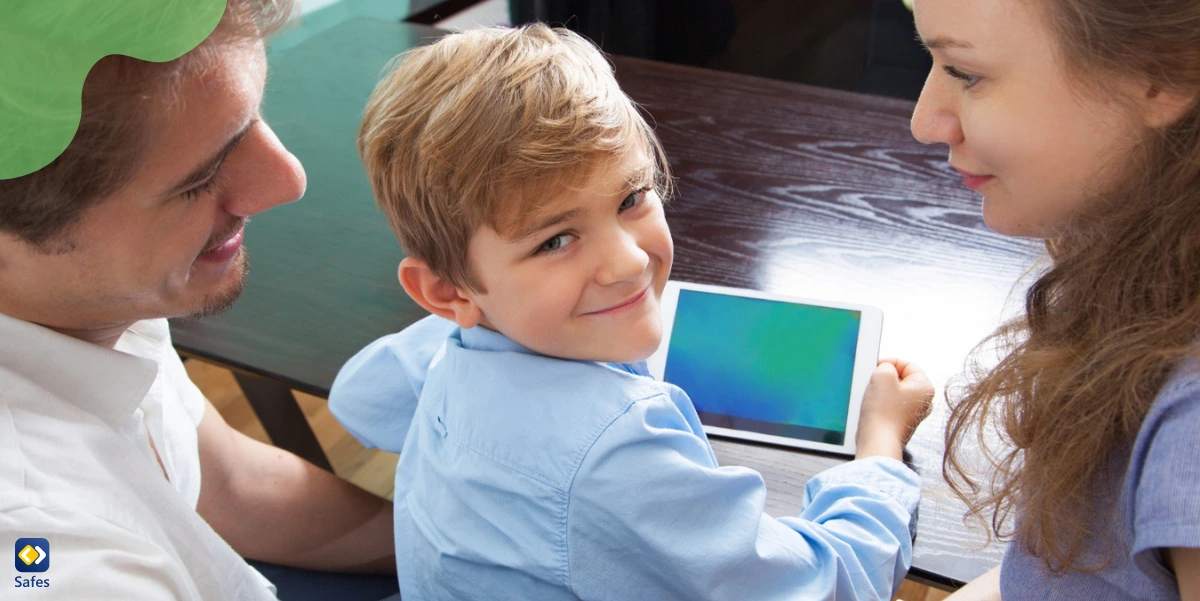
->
[294,0,931,100]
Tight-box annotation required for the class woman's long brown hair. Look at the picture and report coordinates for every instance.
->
[942,0,1200,573]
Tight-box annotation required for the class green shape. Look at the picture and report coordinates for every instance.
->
[0,0,228,179]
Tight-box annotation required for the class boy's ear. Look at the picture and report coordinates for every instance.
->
[397,257,484,329]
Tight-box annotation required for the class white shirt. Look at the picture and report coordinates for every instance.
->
[0,313,276,600]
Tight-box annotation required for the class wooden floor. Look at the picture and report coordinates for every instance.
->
[187,359,951,601]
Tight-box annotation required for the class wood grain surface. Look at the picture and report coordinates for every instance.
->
[171,19,1043,587]
[612,56,1042,585]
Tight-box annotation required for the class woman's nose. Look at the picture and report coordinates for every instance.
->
[911,71,964,146]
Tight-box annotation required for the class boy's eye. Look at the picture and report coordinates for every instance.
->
[619,188,648,213]
[943,65,981,88]
[536,233,575,255]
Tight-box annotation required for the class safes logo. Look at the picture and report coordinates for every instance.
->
[14,539,48,573]
[13,538,50,589]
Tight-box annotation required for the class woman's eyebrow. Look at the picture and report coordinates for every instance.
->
[922,36,975,51]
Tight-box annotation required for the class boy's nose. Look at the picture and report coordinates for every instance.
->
[596,229,650,286]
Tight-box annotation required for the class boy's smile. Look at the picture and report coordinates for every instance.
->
[463,149,673,364]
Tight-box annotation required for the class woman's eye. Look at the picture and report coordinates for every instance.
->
[943,65,982,88]
[537,233,575,255]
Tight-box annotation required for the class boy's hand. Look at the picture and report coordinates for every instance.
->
[854,359,934,461]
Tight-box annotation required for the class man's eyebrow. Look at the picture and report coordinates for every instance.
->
[513,208,583,241]
[163,118,257,197]
[922,36,974,51]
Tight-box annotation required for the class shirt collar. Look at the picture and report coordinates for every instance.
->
[0,311,159,428]
[455,325,640,374]
[458,325,535,355]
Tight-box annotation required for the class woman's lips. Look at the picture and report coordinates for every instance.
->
[585,286,650,316]
[198,228,244,263]
[955,168,995,191]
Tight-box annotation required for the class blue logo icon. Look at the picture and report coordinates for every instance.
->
[15,538,49,573]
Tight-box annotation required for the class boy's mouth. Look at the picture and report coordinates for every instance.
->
[583,285,650,316]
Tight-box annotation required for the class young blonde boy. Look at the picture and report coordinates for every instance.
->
[330,24,934,601]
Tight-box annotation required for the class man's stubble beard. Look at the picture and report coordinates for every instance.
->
[174,251,250,323]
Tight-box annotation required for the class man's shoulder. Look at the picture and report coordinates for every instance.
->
[0,400,141,514]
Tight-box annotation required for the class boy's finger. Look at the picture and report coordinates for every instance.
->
[873,361,899,378]
[880,357,918,375]
[895,361,927,382]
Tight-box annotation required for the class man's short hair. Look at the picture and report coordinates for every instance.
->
[358,24,672,292]
[0,0,296,250]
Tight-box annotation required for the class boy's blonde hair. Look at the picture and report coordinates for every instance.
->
[359,24,671,292]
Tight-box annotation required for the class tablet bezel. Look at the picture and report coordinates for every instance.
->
[647,281,883,456]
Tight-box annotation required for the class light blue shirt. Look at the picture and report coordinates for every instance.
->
[330,315,922,601]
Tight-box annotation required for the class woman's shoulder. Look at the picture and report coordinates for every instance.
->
[1129,354,1200,446]
[1130,355,1200,476]
[1155,355,1200,404]
[997,361,1200,600]
[1121,354,1200,593]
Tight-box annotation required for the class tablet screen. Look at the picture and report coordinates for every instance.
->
[663,289,862,445]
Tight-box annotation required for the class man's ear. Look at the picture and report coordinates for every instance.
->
[397,257,484,329]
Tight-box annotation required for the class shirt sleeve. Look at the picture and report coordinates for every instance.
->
[329,315,458,452]
[566,393,920,601]
[3,506,204,600]
[1132,372,1200,579]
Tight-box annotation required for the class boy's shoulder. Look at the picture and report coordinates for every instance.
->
[328,315,459,453]
[433,328,670,420]
[423,331,688,492]
[444,334,658,396]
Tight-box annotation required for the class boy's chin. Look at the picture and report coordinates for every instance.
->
[597,335,663,365]
[530,322,663,364]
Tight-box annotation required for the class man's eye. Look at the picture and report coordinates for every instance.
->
[181,178,217,202]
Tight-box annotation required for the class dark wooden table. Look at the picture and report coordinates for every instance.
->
[172,17,1041,589]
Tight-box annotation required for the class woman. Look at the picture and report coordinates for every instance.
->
[909,0,1200,599]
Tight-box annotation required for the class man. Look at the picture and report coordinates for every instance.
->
[0,1,398,598]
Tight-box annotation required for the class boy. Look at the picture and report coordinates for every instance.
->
[331,24,934,601]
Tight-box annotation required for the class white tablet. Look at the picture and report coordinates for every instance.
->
[647,281,883,456]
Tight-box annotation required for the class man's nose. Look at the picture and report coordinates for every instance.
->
[220,122,307,218]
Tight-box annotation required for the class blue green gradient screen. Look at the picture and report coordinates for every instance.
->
[663,290,862,445]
